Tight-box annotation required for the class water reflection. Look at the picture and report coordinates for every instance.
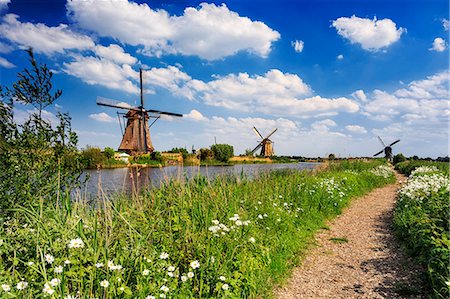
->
[77,162,320,199]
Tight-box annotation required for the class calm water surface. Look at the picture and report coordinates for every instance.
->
[78,162,321,198]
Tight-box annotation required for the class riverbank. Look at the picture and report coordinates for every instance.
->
[1,160,395,298]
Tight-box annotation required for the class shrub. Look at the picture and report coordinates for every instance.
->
[81,146,106,168]
[211,144,234,162]
[393,153,406,164]
[103,147,115,159]
[168,147,188,159]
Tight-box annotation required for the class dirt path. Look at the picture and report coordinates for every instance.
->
[275,172,426,298]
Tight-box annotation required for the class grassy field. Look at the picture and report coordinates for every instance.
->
[0,160,395,298]
[394,161,449,298]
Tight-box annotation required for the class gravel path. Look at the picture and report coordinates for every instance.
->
[275,172,426,298]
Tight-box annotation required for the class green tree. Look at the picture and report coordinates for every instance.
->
[211,144,234,162]
[104,147,115,159]
[393,153,406,164]
[199,148,214,161]
[81,146,105,168]
[169,147,188,159]
[0,49,83,212]
[328,153,336,160]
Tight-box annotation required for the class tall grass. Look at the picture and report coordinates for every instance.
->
[0,161,395,298]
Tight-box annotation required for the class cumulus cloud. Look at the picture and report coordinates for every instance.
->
[0,56,14,68]
[430,37,446,52]
[89,112,115,122]
[364,71,449,120]
[0,0,10,12]
[291,40,304,53]
[337,54,344,60]
[443,19,449,31]
[332,15,405,51]
[311,119,337,131]
[63,55,138,93]
[0,14,94,55]
[94,44,137,65]
[66,1,280,60]
[185,109,208,122]
[352,89,367,102]
[346,125,367,134]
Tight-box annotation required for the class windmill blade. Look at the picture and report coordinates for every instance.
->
[252,126,264,139]
[265,128,278,140]
[389,139,400,147]
[96,96,139,111]
[377,136,386,147]
[145,109,183,117]
[250,142,263,154]
[373,150,384,157]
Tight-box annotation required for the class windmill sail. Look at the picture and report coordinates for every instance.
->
[250,127,277,157]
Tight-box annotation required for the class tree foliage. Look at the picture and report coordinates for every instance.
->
[0,49,83,212]
[103,147,115,159]
[211,144,234,162]
[168,147,188,159]
[393,153,406,165]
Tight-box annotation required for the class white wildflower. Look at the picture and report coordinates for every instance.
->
[50,278,61,287]
[159,294,166,298]
[64,260,71,265]
[187,271,194,278]
[95,262,104,268]
[100,280,109,288]
[211,219,220,225]
[45,254,54,264]
[43,283,54,295]
[190,260,200,269]
[159,252,169,260]
[222,283,229,290]
[142,269,150,276]
[1,284,11,292]
[219,276,226,281]
[27,261,34,266]
[167,272,174,277]
[168,266,175,272]
[160,285,169,293]
[249,237,256,243]
[181,275,188,282]
[68,238,84,249]
[54,266,63,273]
[16,281,28,290]
[146,296,156,299]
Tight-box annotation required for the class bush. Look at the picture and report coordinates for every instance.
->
[211,144,234,162]
[393,153,406,164]
[199,148,214,161]
[81,146,105,169]
[168,147,188,159]
[103,147,115,159]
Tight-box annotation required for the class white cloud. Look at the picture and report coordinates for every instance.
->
[63,55,138,93]
[352,89,367,102]
[332,15,405,51]
[67,1,280,60]
[94,44,137,65]
[345,125,367,134]
[0,14,94,55]
[0,56,14,68]
[311,119,337,131]
[0,0,10,12]
[337,54,344,60]
[13,107,59,125]
[0,41,13,53]
[144,66,192,97]
[291,40,304,53]
[89,112,115,123]
[443,19,449,31]
[430,37,446,52]
[185,109,208,122]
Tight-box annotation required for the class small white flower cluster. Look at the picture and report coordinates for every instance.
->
[398,173,450,201]
[67,238,84,249]
[410,166,439,176]
[107,260,123,271]
[370,165,394,178]
[208,215,250,237]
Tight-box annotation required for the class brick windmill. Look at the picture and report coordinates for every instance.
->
[96,69,182,155]
[250,127,277,157]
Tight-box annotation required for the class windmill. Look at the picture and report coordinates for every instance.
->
[373,136,400,161]
[96,69,182,155]
[250,127,277,157]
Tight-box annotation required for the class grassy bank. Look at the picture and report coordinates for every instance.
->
[393,161,449,298]
[0,160,394,298]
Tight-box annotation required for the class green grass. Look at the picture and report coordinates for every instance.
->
[329,237,348,244]
[395,160,449,175]
[0,160,395,298]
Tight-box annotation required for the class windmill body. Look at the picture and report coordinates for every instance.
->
[373,136,400,161]
[250,127,277,157]
[96,69,182,155]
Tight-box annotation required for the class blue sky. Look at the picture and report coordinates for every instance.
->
[0,0,448,157]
